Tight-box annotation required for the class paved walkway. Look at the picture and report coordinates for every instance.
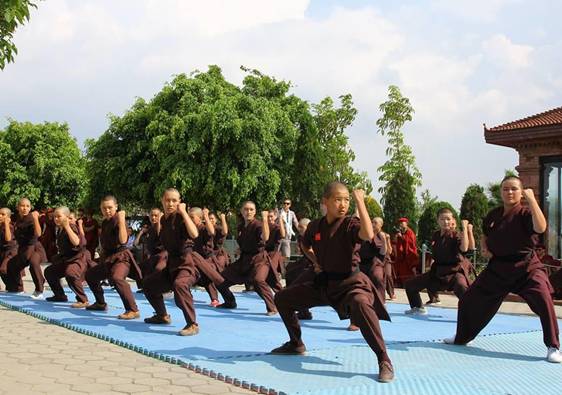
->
[1,271,560,395]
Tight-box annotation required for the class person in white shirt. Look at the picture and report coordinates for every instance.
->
[278,199,299,260]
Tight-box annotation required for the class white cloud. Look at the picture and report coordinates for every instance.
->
[1,0,560,209]
[482,34,534,69]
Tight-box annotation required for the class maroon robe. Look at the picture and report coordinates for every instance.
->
[85,216,141,312]
[274,215,391,363]
[6,213,45,293]
[139,225,167,278]
[394,228,419,286]
[213,227,230,270]
[454,204,559,349]
[0,223,18,291]
[358,232,387,301]
[39,217,57,262]
[144,212,221,324]
[44,224,89,302]
[217,220,276,312]
[82,216,99,258]
[405,230,472,308]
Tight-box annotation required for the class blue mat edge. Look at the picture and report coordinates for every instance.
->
[0,297,550,395]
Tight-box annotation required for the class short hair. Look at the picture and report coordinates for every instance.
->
[189,207,203,217]
[241,200,256,209]
[55,206,71,216]
[437,208,454,219]
[163,188,180,197]
[500,175,523,188]
[322,181,348,199]
[268,208,278,216]
[101,195,117,205]
[150,207,161,213]
[18,197,31,206]
[0,207,12,216]
[373,217,384,226]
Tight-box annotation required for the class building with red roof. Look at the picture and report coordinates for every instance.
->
[485,107,562,258]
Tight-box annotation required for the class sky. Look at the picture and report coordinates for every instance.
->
[1,0,561,209]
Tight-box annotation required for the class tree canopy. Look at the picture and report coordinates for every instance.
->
[0,0,37,69]
[460,183,489,249]
[0,120,87,209]
[376,85,421,232]
[86,66,371,215]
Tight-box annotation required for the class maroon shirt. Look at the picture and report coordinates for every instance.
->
[56,224,83,259]
[194,223,214,258]
[303,216,361,274]
[431,230,464,266]
[15,213,38,246]
[0,223,17,251]
[145,225,163,256]
[237,220,264,255]
[359,233,385,265]
[483,203,541,272]
[265,223,282,252]
[159,213,194,257]
[100,216,126,255]
[213,227,226,251]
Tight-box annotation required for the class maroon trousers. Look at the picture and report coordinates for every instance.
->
[144,264,199,325]
[359,263,386,302]
[220,254,279,312]
[0,249,18,291]
[405,270,469,308]
[7,244,45,293]
[384,262,395,298]
[455,267,559,348]
[44,257,88,303]
[275,278,391,363]
[85,260,138,312]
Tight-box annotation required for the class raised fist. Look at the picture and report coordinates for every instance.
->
[31,211,39,220]
[202,208,209,217]
[461,219,469,229]
[522,189,535,201]
[261,211,269,220]
[116,210,126,222]
[352,189,365,202]
[60,216,69,227]
[178,203,187,215]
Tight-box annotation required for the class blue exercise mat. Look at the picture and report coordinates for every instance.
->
[1,288,560,394]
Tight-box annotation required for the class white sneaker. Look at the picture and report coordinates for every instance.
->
[30,291,44,300]
[443,336,457,344]
[404,307,428,315]
[163,292,174,300]
[547,347,562,363]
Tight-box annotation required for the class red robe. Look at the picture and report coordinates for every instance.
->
[394,228,419,286]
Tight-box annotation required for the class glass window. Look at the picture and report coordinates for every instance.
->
[543,158,562,259]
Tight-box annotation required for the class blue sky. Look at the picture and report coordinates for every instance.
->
[1,0,561,208]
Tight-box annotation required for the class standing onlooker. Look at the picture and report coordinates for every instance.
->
[278,199,299,260]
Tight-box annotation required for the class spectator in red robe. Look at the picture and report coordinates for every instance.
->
[394,218,419,287]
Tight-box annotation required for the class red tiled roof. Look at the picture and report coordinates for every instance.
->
[487,106,562,132]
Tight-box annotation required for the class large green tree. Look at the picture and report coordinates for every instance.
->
[0,120,87,209]
[376,85,422,232]
[460,183,489,249]
[1,0,37,69]
[86,66,370,215]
